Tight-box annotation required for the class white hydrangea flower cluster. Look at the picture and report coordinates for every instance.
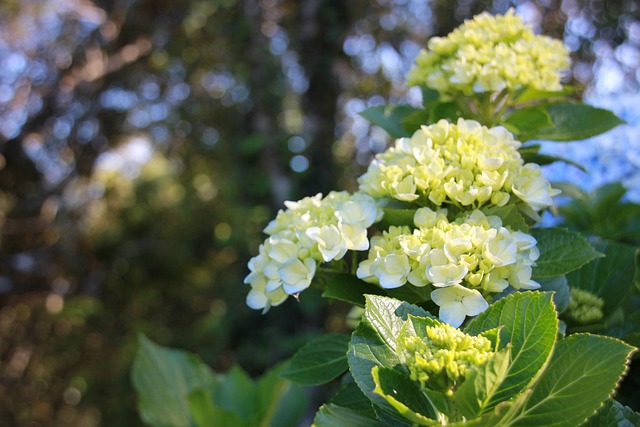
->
[357,208,539,327]
[358,119,560,211]
[245,191,382,311]
[407,10,570,98]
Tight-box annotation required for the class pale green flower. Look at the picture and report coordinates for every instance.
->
[278,257,317,294]
[306,225,348,262]
[358,208,540,324]
[431,284,489,327]
[407,10,570,99]
[246,191,382,311]
[512,165,562,211]
[358,119,559,212]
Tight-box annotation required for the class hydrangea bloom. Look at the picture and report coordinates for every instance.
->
[358,119,560,211]
[407,10,570,99]
[357,208,540,326]
[245,191,382,311]
[402,322,495,395]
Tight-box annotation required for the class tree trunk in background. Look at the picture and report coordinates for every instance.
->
[296,0,351,195]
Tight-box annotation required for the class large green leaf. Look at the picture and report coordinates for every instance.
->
[330,377,377,416]
[322,273,387,307]
[362,295,430,352]
[502,105,552,139]
[507,334,636,427]
[464,292,557,409]
[314,404,386,427]
[372,366,441,425]
[131,335,217,427]
[359,105,423,138]
[531,228,604,278]
[515,103,624,142]
[188,388,245,427]
[280,333,350,386]
[512,86,576,104]
[213,365,257,418]
[582,399,640,426]
[566,241,637,316]
[347,296,429,416]
[536,276,570,313]
[381,208,416,228]
[453,349,512,419]
[256,364,308,427]
[480,205,529,232]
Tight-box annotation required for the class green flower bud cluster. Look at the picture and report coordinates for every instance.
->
[402,323,494,396]
[407,9,570,99]
[358,119,560,212]
[565,288,605,324]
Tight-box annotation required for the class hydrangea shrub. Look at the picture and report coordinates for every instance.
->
[133,10,639,427]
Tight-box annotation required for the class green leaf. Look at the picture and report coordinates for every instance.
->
[480,204,529,232]
[453,348,512,419]
[521,103,624,142]
[502,105,552,138]
[256,364,308,427]
[372,366,440,425]
[566,241,637,317]
[131,335,217,427]
[314,404,386,427]
[383,284,433,305]
[421,87,440,107]
[587,182,628,219]
[188,388,245,427]
[359,105,423,138]
[214,365,257,418]
[363,295,430,352]
[508,334,636,427]
[330,377,377,416]
[548,182,588,201]
[322,273,387,307]
[402,109,432,134]
[531,228,604,278]
[280,333,350,386]
[429,101,462,122]
[512,86,576,104]
[536,276,570,313]
[464,292,558,409]
[347,296,429,414]
[583,399,640,426]
[381,208,416,228]
[520,152,588,171]
[348,319,402,409]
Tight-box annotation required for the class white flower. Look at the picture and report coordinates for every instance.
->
[509,264,541,290]
[266,237,299,263]
[245,275,288,312]
[374,253,411,289]
[483,232,517,267]
[278,257,317,294]
[425,263,469,287]
[431,284,489,327]
[336,194,380,226]
[306,225,348,262]
[512,175,561,211]
[339,223,369,251]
